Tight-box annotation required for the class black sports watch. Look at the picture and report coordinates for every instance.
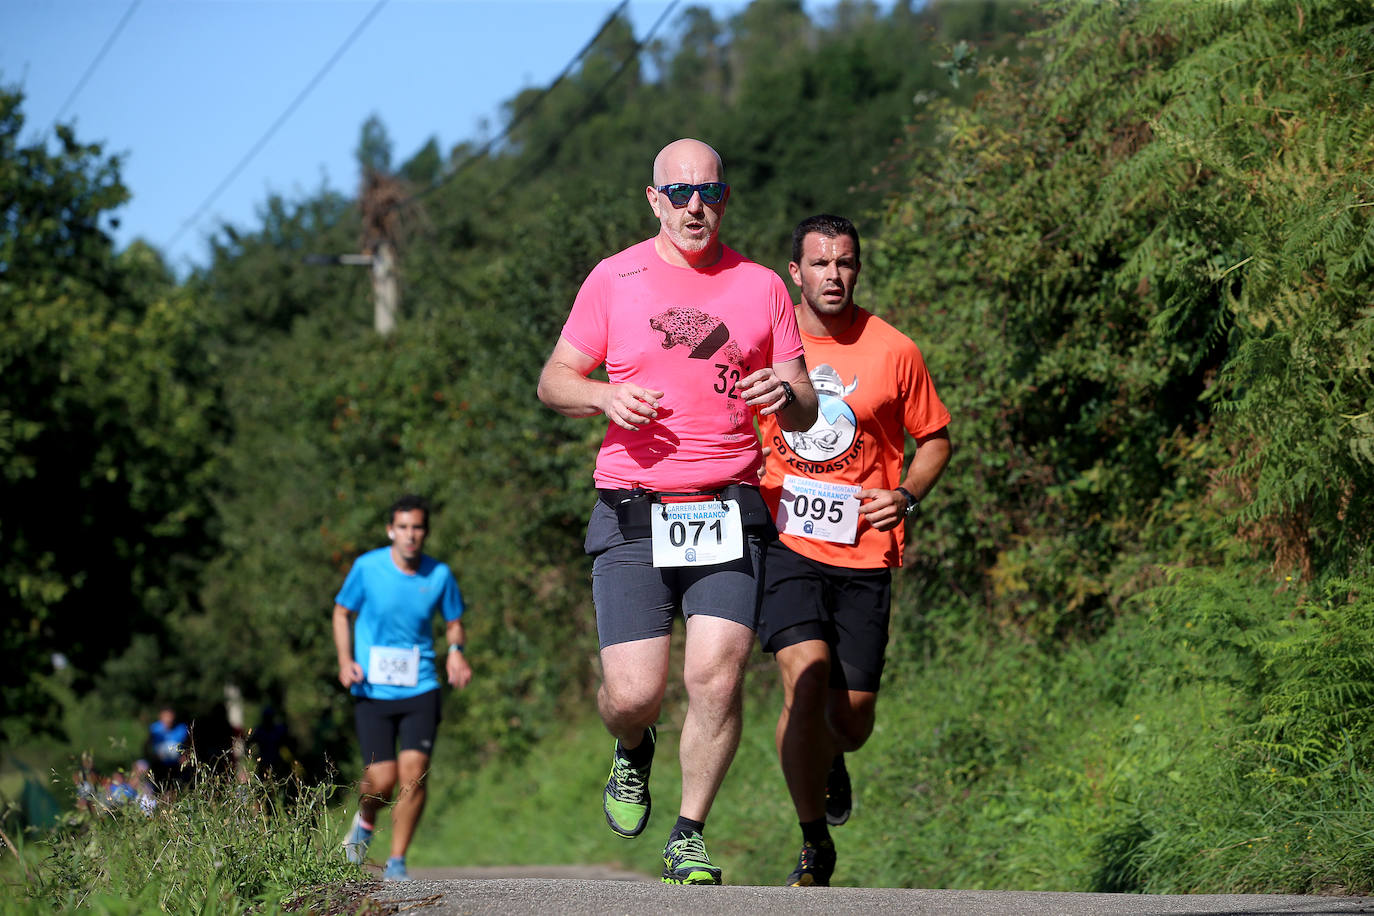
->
[778,380,796,408]
[895,487,920,517]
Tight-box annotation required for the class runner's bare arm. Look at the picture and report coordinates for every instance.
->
[445,618,472,689]
[537,336,665,431]
[332,603,363,688]
[737,355,817,431]
[858,427,952,531]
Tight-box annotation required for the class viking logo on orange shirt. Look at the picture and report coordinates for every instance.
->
[785,363,859,462]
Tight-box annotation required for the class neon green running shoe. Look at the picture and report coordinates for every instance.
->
[603,726,654,838]
[661,831,722,885]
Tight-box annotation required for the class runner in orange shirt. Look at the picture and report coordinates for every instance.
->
[757,215,952,887]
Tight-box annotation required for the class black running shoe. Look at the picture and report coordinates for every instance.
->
[784,839,836,887]
[825,753,851,826]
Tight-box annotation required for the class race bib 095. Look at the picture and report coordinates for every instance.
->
[776,475,861,544]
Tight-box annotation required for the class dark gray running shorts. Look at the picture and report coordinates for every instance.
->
[757,541,892,693]
[585,500,768,649]
[354,688,442,765]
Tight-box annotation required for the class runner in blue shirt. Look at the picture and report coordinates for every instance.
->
[333,494,471,882]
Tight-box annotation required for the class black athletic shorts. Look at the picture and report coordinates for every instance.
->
[757,541,892,693]
[354,688,442,766]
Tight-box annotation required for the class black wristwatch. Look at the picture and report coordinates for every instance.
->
[778,380,796,408]
[895,487,920,517]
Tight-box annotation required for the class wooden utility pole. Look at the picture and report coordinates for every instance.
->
[307,125,417,333]
[371,240,398,336]
[303,245,398,334]
[358,164,409,337]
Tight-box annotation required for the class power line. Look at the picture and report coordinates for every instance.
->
[490,1,678,200]
[406,0,629,208]
[49,0,142,135]
[166,0,389,253]
[305,0,631,277]
[415,0,677,241]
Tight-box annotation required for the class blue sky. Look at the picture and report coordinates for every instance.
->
[3,0,818,273]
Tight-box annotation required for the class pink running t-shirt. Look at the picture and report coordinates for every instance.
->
[561,238,804,491]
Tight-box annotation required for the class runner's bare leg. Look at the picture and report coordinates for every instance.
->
[358,760,397,824]
[388,750,430,859]
[678,615,754,821]
[775,639,834,822]
[598,635,671,748]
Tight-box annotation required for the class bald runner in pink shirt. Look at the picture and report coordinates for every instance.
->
[538,138,816,885]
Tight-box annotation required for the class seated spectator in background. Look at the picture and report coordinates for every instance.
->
[105,770,137,809]
[188,697,239,779]
[130,759,157,814]
[250,704,300,781]
[72,753,97,813]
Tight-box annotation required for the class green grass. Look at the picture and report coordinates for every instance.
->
[1,769,362,914]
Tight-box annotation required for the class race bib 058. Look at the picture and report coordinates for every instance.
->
[368,645,420,687]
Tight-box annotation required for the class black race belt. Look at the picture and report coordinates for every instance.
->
[598,485,774,540]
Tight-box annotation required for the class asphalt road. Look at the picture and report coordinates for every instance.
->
[362,869,1374,916]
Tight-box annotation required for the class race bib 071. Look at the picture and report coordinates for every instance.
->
[651,498,744,568]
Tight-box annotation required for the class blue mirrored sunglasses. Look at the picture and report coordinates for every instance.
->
[655,182,728,207]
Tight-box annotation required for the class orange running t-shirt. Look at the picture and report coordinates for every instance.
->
[758,307,949,569]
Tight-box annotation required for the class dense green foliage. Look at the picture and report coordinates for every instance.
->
[5,0,1374,898]
[860,0,1374,891]
[872,0,1373,640]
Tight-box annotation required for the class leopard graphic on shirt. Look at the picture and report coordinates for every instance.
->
[648,306,747,426]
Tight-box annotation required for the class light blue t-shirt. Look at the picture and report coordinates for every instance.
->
[148,720,189,765]
[335,547,465,700]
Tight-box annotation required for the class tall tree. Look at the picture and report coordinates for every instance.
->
[0,88,221,735]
